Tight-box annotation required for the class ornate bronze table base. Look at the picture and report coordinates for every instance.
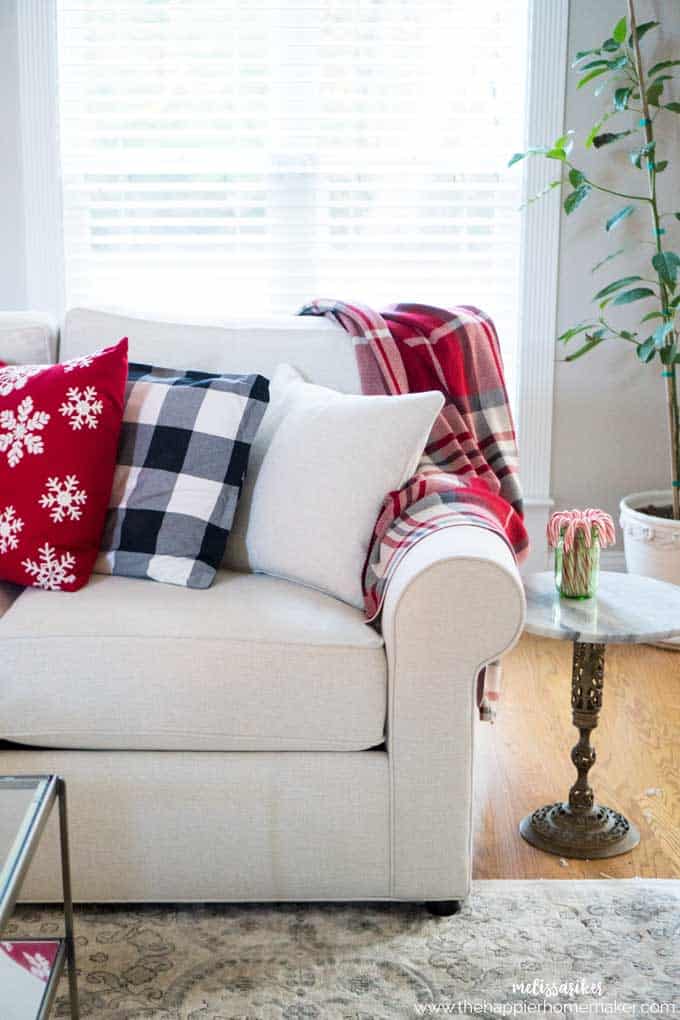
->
[520,641,640,859]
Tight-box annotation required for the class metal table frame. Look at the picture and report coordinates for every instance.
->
[0,775,79,1019]
[519,641,640,859]
[518,569,680,860]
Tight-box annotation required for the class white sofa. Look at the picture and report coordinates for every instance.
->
[0,308,525,911]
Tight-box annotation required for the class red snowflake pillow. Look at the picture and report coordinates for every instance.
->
[0,338,128,591]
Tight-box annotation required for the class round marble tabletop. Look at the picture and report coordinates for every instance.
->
[524,571,680,644]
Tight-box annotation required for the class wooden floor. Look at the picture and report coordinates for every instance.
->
[473,633,680,879]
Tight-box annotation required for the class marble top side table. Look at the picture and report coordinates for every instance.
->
[520,571,680,859]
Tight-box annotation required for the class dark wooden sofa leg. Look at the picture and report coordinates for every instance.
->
[426,900,462,917]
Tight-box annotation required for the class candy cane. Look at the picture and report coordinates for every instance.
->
[547,508,614,598]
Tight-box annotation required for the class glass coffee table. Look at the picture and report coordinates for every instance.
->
[520,571,680,859]
[0,776,79,1019]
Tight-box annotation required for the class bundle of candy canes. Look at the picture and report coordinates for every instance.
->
[547,508,615,597]
[547,508,616,551]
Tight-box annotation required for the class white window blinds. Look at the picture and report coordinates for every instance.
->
[57,0,528,391]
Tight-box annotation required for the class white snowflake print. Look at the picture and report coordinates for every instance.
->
[0,364,45,396]
[0,505,24,554]
[62,352,97,373]
[22,543,76,590]
[22,951,52,981]
[59,385,103,430]
[39,475,88,523]
[0,396,51,468]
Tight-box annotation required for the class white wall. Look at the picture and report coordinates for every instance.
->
[0,0,26,309]
[552,0,680,532]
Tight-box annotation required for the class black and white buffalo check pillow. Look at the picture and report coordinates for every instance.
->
[96,362,269,588]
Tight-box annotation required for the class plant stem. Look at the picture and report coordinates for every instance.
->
[566,162,650,203]
[628,0,680,518]
[587,179,650,202]
[599,316,640,344]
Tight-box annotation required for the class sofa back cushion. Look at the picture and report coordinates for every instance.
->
[61,308,361,394]
[0,313,58,366]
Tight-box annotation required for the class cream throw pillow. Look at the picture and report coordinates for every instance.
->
[239,364,444,608]
[223,363,308,573]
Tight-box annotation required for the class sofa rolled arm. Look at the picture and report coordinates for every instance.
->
[380,524,525,901]
[0,312,58,365]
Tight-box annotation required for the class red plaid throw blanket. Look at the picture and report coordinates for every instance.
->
[299,300,528,721]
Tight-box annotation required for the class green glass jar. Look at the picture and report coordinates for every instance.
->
[554,528,600,599]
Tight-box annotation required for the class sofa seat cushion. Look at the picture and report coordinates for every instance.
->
[0,572,386,751]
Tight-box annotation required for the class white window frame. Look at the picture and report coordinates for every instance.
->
[17,0,568,566]
[516,0,569,570]
[17,0,65,320]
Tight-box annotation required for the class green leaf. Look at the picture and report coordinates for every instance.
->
[648,60,680,77]
[660,344,678,366]
[545,147,567,160]
[602,37,620,53]
[630,141,655,168]
[652,251,680,289]
[606,206,634,231]
[578,66,610,88]
[647,80,666,107]
[521,180,561,209]
[572,48,601,66]
[593,276,643,301]
[653,322,675,348]
[665,102,680,113]
[565,335,606,361]
[508,145,551,167]
[655,160,669,173]
[614,87,633,111]
[569,168,585,188]
[612,287,656,306]
[675,213,680,221]
[591,248,625,273]
[637,337,656,363]
[630,21,659,45]
[585,112,614,148]
[671,294,680,308]
[640,310,665,323]
[560,132,575,156]
[608,54,629,71]
[580,59,611,71]
[557,322,598,344]
[564,183,592,215]
[613,16,627,43]
[593,130,632,148]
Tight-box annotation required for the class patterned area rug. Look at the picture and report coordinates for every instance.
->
[8,880,679,1019]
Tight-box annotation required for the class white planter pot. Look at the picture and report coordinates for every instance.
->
[619,490,680,584]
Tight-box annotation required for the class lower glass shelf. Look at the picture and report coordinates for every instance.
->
[0,939,64,1020]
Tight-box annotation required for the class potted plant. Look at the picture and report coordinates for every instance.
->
[510,0,680,586]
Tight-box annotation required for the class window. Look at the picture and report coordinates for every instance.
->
[56,0,528,396]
